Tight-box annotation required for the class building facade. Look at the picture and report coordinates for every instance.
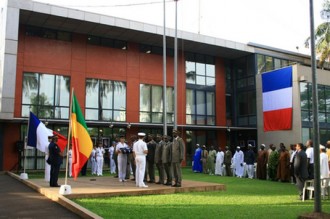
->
[0,0,326,171]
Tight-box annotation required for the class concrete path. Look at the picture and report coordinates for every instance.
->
[0,172,81,219]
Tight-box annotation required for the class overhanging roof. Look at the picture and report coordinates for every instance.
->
[14,0,254,59]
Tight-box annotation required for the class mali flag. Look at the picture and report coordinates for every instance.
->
[71,93,93,179]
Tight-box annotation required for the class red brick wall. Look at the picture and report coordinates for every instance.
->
[4,26,228,170]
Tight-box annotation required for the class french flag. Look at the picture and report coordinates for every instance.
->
[262,66,293,132]
[27,112,67,152]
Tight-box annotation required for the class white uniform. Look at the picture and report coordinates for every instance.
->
[116,142,128,182]
[133,139,148,187]
[233,150,244,177]
[68,149,72,177]
[215,151,224,176]
[91,148,97,175]
[320,152,329,179]
[109,146,116,174]
[96,147,105,176]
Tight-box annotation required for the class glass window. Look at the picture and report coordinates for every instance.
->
[196,63,206,76]
[206,92,215,116]
[85,79,126,121]
[206,64,215,77]
[196,91,205,115]
[265,56,273,72]
[139,84,173,123]
[257,54,265,74]
[22,73,70,118]
[186,61,196,84]
[186,89,194,115]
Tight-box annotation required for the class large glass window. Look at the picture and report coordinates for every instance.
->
[22,73,70,118]
[85,79,126,121]
[139,84,174,123]
[186,89,215,125]
[186,62,215,86]
[257,54,296,74]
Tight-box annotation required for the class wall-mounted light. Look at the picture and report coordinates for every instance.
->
[44,119,48,126]
[57,128,60,132]
[146,50,151,54]
[109,123,114,128]
[127,123,131,129]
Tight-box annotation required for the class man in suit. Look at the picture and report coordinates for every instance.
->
[48,135,63,187]
[162,135,172,185]
[171,129,185,187]
[294,143,308,200]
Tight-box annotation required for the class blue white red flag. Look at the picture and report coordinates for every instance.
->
[262,66,293,131]
[27,112,68,152]
[27,112,53,152]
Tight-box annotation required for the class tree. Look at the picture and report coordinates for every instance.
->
[305,0,330,68]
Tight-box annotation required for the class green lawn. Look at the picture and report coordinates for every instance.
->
[72,168,330,219]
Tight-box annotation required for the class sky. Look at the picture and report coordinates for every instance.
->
[33,0,326,55]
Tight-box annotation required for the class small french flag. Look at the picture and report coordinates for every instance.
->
[262,66,293,131]
[27,112,68,152]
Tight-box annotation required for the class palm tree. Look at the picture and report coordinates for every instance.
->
[305,0,330,68]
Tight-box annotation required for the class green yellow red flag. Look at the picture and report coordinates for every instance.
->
[71,93,93,179]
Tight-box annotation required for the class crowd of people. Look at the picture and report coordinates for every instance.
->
[192,140,330,200]
[84,129,185,188]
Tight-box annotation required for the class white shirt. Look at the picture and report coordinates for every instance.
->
[116,142,128,155]
[306,147,314,164]
[320,152,329,179]
[290,150,296,163]
[133,139,147,156]
[96,147,105,157]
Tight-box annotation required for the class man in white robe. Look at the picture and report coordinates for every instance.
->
[320,145,329,179]
[233,146,244,178]
[215,148,224,176]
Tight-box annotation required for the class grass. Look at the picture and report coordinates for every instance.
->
[71,167,330,219]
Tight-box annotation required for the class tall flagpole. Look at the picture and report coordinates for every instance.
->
[174,0,178,130]
[60,88,74,195]
[163,0,167,135]
[20,112,31,179]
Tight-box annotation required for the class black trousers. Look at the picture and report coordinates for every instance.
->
[156,162,165,183]
[50,163,60,187]
[295,175,306,198]
[308,163,314,179]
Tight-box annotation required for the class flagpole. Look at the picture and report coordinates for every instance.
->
[20,112,31,180]
[65,88,74,185]
[60,88,74,195]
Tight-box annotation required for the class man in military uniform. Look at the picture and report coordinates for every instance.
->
[171,129,185,187]
[161,135,172,185]
[154,134,164,184]
[145,134,156,183]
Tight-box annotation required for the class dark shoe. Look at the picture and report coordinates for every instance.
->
[165,182,172,186]
[171,184,177,187]
[155,182,163,184]
[175,184,181,187]
[148,180,155,183]
[131,178,136,181]
[114,175,118,178]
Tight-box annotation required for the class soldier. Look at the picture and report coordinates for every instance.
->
[133,132,148,188]
[154,134,164,184]
[145,134,156,183]
[96,141,105,176]
[162,135,172,185]
[171,129,185,187]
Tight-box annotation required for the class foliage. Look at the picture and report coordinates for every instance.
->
[72,168,330,219]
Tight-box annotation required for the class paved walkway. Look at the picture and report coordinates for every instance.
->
[0,172,81,219]
[3,172,225,219]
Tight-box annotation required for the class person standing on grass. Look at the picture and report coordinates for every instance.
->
[207,146,217,175]
[133,132,148,188]
[215,147,224,176]
[127,135,137,180]
[289,144,297,184]
[116,135,128,182]
[201,145,208,174]
[109,142,116,174]
[154,134,164,184]
[171,129,185,187]
[320,145,329,179]
[224,146,232,176]
[268,144,279,181]
[192,144,202,173]
[256,144,268,180]
[326,141,330,170]
[277,143,290,182]
[162,135,172,186]
[233,146,244,178]
[96,141,105,176]
[305,139,314,179]
[145,134,156,183]
[90,145,97,175]
[245,144,255,179]
[294,143,308,200]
